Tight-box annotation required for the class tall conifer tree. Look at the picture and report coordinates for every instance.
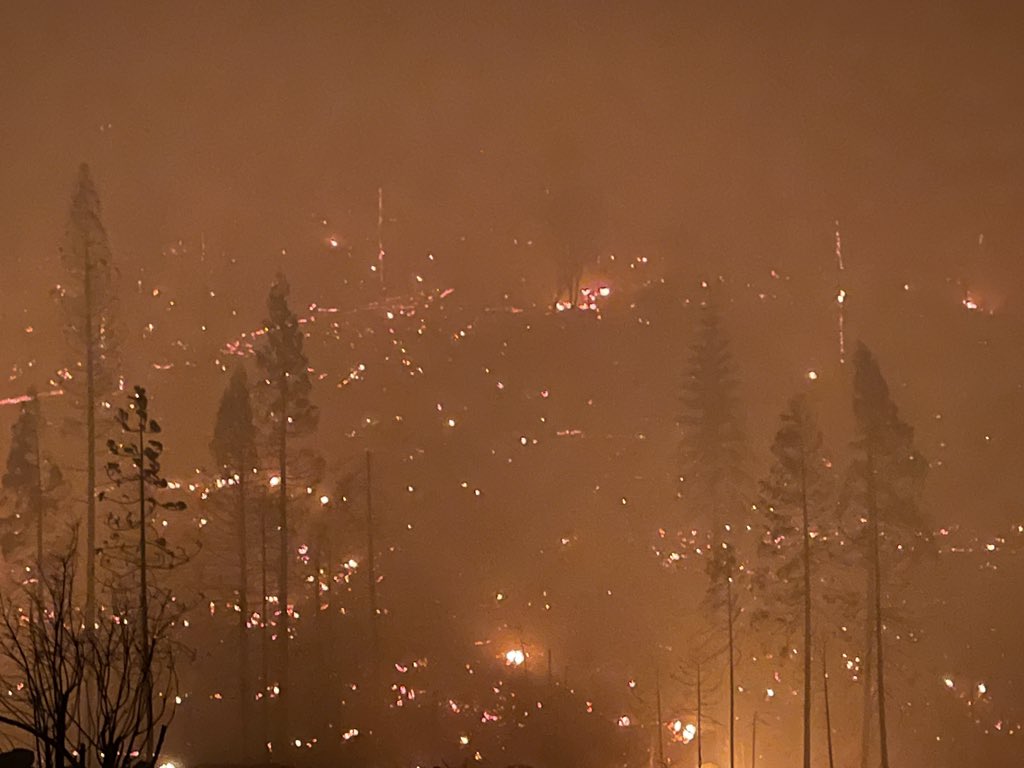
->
[2,389,63,574]
[848,344,926,768]
[758,394,838,768]
[678,303,747,527]
[211,365,259,759]
[254,274,318,745]
[58,164,119,626]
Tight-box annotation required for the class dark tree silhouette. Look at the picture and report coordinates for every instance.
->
[254,273,318,746]
[0,541,83,768]
[678,303,748,528]
[704,540,739,768]
[2,388,63,575]
[209,364,259,759]
[848,344,927,768]
[99,386,189,756]
[0,533,179,768]
[757,394,839,768]
[57,163,119,628]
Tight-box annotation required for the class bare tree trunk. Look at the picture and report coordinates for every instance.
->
[138,423,153,757]
[84,257,97,630]
[32,392,45,588]
[260,494,270,753]
[800,458,812,768]
[277,382,290,750]
[238,472,251,761]
[823,648,836,768]
[869,455,891,768]
[365,450,380,684]
[727,578,735,768]
[310,534,324,723]
[696,663,703,768]
[750,711,757,768]
[655,668,664,767]
[859,566,874,768]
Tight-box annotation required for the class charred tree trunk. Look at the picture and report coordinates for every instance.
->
[824,648,836,768]
[727,577,735,768]
[750,711,757,768]
[365,450,380,685]
[31,393,45,588]
[238,471,251,761]
[800,455,812,768]
[137,422,153,757]
[868,454,891,768]
[696,663,703,768]
[260,492,270,753]
[276,381,290,748]
[859,565,875,768]
[84,257,97,629]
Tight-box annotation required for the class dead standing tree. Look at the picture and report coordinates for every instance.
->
[98,386,190,758]
[0,534,180,768]
[0,542,84,768]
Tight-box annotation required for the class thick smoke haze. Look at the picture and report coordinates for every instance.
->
[0,2,1023,768]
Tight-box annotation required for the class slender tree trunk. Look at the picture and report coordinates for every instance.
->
[750,711,757,768]
[85,257,97,630]
[310,534,324,723]
[32,393,45,587]
[277,383,290,749]
[138,424,153,757]
[55,706,67,768]
[696,663,703,768]
[823,648,836,768]
[377,187,386,295]
[320,520,335,693]
[365,450,380,684]
[869,454,891,768]
[238,472,251,761]
[655,667,664,768]
[260,493,270,752]
[860,567,875,768]
[727,578,735,768]
[800,458,812,768]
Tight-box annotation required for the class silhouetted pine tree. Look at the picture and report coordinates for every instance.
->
[847,344,927,768]
[210,364,259,760]
[57,163,119,627]
[99,386,189,756]
[704,539,741,768]
[254,273,318,746]
[757,394,840,768]
[1,388,63,576]
[678,303,747,528]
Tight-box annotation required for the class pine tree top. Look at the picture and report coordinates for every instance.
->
[257,273,308,376]
[255,272,319,433]
[2,392,40,496]
[63,163,112,273]
[678,303,748,521]
[210,365,258,474]
[847,342,928,540]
